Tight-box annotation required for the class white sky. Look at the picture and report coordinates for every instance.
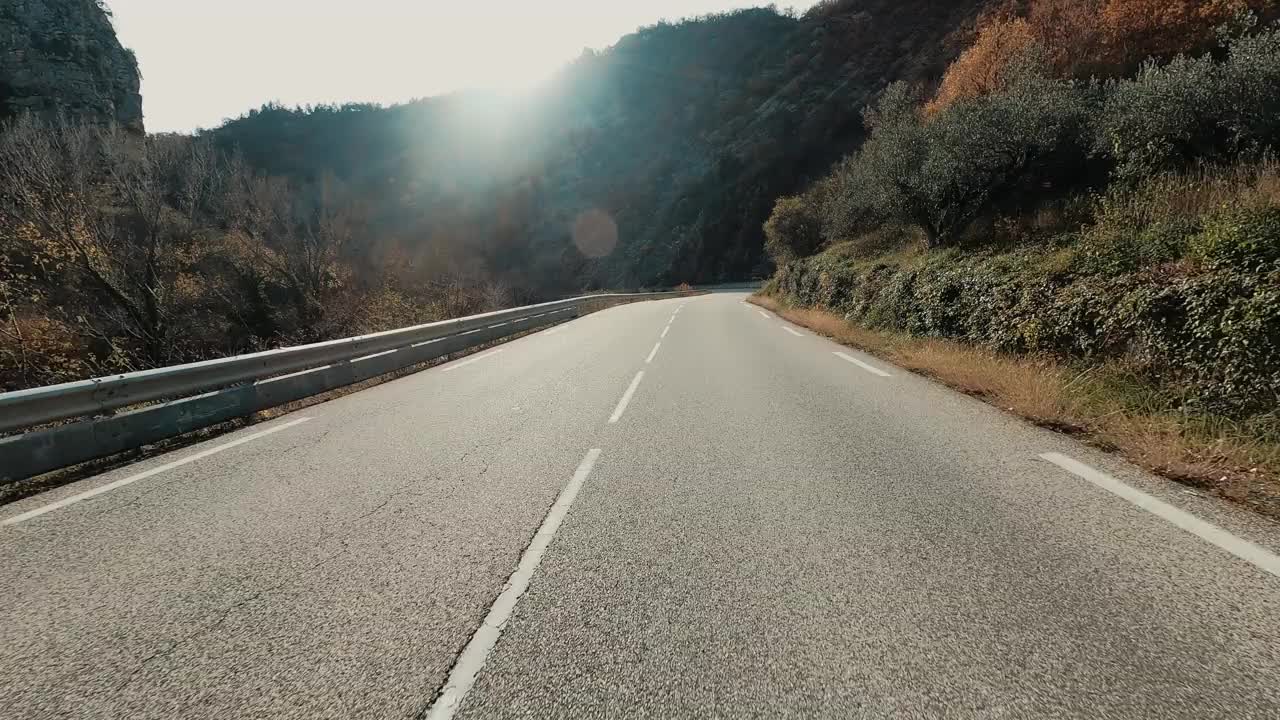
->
[105,1,799,133]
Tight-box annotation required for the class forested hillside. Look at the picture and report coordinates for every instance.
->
[207,1,989,294]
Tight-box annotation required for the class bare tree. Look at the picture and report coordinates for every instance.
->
[0,116,220,366]
[225,164,363,332]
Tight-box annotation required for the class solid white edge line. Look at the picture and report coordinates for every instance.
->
[1040,453,1280,579]
[352,349,399,363]
[424,448,603,720]
[2,417,315,527]
[442,349,504,373]
[833,351,892,378]
[645,341,662,364]
[259,364,333,384]
[608,371,645,424]
[782,327,804,337]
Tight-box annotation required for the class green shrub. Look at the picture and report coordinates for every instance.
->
[829,57,1100,250]
[1080,215,1195,275]
[1190,206,1280,270]
[1096,53,1223,179]
[1097,28,1280,179]
[774,242,1280,418]
[764,194,825,264]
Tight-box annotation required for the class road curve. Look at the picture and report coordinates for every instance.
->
[2,292,1278,719]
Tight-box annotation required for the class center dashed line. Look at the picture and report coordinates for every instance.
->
[646,342,662,364]
[609,371,646,424]
[424,448,604,720]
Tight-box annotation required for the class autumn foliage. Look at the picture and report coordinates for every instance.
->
[0,117,513,391]
[928,16,1037,113]
[931,0,1278,110]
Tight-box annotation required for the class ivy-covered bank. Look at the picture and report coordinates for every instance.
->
[771,236,1280,422]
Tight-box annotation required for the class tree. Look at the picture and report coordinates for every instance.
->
[225,164,365,335]
[1096,28,1280,178]
[0,116,222,367]
[864,67,1096,248]
[1099,0,1274,65]
[929,17,1035,113]
[764,194,825,264]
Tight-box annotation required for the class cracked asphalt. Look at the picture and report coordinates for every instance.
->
[3,292,1280,719]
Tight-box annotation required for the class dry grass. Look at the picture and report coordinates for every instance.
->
[750,294,1280,520]
[1107,158,1280,227]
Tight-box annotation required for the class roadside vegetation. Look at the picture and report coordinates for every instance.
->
[759,0,1280,514]
[0,117,515,392]
[1,0,992,393]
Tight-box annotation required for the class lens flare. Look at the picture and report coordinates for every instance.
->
[571,209,618,258]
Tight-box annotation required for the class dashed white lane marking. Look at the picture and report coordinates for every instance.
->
[646,342,662,364]
[782,327,804,337]
[424,448,604,720]
[833,351,892,378]
[609,371,646,424]
[660,325,670,339]
[442,349,504,372]
[757,310,770,319]
[1040,453,1280,579]
[2,417,314,527]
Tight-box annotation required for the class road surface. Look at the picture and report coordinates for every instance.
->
[2,292,1279,719]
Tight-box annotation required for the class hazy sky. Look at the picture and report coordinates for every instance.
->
[105,1,796,133]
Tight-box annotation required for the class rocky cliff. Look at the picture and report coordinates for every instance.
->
[0,0,142,130]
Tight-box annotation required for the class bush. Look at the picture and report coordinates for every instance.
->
[1220,28,1280,151]
[1079,188,1198,275]
[763,193,825,264]
[774,240,1280,417]
[1097,53,1227,179]
[1190,205,1280,269]
[1097,27,1280,179]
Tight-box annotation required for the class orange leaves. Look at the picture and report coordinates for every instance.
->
[1027,0,1107,75]
[928,16,1035,113]
[1098,0,1274,60]
[931,0,1276,112]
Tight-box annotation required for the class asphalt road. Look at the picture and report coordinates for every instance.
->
[2,292,1279,719]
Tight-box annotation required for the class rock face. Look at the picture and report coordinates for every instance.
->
[0,0,143,130]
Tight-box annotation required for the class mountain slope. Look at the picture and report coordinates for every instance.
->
[210,2,991,296]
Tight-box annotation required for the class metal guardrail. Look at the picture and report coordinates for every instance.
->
[0,291,695,483]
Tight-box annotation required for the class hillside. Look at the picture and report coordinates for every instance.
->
[0,0,142,130]
[209,2,990,296]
